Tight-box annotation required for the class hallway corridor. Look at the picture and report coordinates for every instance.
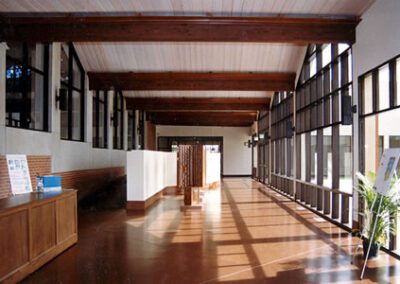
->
[23,179,400,283]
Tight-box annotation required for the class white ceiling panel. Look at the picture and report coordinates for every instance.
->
[0,0,375,16]
[74,42,305,73]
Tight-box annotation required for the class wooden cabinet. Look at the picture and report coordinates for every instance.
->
[0,190,77,283]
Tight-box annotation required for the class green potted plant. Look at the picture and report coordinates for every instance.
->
[356,171,400,259]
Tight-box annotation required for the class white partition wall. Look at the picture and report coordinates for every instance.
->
[206,152,221,185]
[127,150,177,202]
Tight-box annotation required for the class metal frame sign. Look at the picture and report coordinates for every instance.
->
[374,148,400,196]
[6,155,33,195]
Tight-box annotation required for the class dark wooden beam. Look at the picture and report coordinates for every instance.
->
[88,72,295,91]
[0,14,359,44]
[125,97,270,111]
[148,111,257,127]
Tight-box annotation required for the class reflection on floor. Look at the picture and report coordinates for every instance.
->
[22,178,400,283]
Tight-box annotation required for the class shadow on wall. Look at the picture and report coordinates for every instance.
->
[79,175,127,211]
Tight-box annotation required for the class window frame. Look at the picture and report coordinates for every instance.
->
[127,110,136,151]
[5,42,50,131]
[92,90,108,149]
[113,91,124,150]
[60,42,85,142]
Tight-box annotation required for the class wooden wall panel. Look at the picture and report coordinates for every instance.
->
[30,202,56,259]
[0,190,77,283]
[0,209,29,279]
[57,195,77,243]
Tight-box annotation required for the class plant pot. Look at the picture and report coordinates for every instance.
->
[362,239,379,259]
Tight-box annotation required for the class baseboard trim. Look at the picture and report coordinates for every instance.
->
[222,174,252,178]
[126,186,176,211]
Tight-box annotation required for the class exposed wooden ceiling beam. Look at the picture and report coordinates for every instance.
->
[89,72,295,91]
[125,97,270,111]
[0,14,359,44]
[148,111,257,127]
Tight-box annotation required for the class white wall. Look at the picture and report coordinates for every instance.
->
[127,150,177,201]
[352,0,400,220]
[206,152,221,184]
[156,125,252,175]
[0,43,126,173]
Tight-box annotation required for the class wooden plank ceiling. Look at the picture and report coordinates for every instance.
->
[0,0,374,127]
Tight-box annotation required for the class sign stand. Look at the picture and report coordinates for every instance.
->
[353,148,400,280]
[6,154,33,195]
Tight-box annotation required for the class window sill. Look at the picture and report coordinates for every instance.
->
[6,125,49,133]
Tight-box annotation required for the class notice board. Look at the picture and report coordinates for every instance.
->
[6,154,33,194]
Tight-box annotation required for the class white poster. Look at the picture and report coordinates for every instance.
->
[375,148,400,196]
[6,155,33,195]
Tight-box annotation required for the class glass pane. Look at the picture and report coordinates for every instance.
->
[379,64,390,111]
[128,113,134,150]
[99,100,105,148]
[60,87,69,139]
[339,125,352,193]
[390,136,400,148]
[27,43,45,70]
[60,44,69,85]
[363,73,373,114]
[310,131,317,184]
[322,44,331,68]
[6,59,45,130]
[72,90,82,141]
[348,52,353,82]
[396,58,400,106]
[6,42,23,62]
[92,97,97,147]
[72,57,82,89]
[26,71,45,130]
[310,54,317,78]
[323,127,332,188]
[338,43,349,55]
[363,108,400,174]
[301,134,306,181]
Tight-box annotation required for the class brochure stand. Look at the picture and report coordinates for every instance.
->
[353,148,400,279]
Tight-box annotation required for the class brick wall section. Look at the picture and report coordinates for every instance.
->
[0,156,51,199]
[0,155,125,201]
[54,167,125,201]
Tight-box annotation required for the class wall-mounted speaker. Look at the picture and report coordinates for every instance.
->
[56,88,68,111]
[286,120,294,138]
[342,95,353,125]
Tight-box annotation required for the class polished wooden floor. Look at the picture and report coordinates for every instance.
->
[22,178,400,283]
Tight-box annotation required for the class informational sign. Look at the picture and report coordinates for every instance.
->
[6,155,33,195]
[374,148,400,196]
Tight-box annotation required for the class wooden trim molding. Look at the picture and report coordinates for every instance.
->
[0,15,359,44]
[88,72,295,91]
[222,174,252,178]
[126,186,177,211]
[126,97,270,112]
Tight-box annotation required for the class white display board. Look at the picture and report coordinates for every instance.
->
[374,148,400,196]
[6,155,33,195]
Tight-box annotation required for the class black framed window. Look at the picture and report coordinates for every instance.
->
[268,44,353,227]
[127,110,136,150]
[6,42,50,131]
[359,53,400,252]
[113,91,124,150]
[60,43,85,141]
[137,111,145,149]
[92,90,108,148]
